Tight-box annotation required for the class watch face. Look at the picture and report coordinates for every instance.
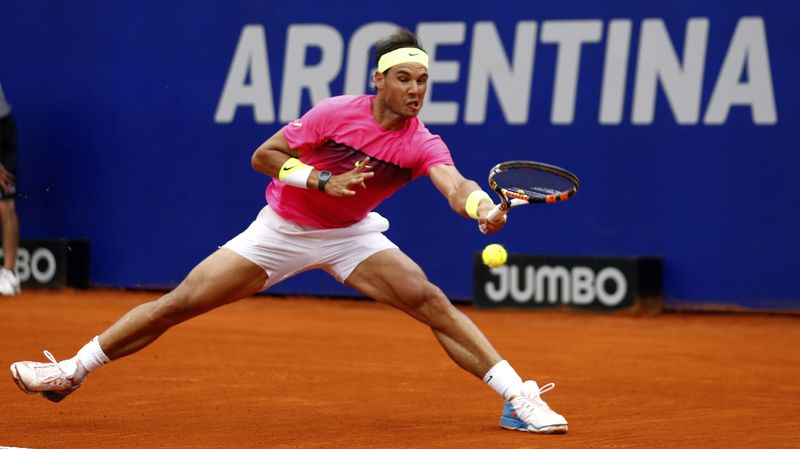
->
[318,171,332,191]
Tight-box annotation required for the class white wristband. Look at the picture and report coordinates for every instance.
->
[282,166,312,188]
[278,158,314,189]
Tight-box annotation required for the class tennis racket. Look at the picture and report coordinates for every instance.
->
[486,160,580,221]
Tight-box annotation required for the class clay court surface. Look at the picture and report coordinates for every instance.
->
[1,289,798,449]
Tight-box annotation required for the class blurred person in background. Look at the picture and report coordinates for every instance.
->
[0,81,20,296]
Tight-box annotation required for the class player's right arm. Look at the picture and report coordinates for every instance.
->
[251,130,374,196]
[429,163,506,234]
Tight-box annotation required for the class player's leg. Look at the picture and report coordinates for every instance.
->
[10,248,267,401]
[345,248,500,377]
[98,247,267,360]
[344,248,567,434]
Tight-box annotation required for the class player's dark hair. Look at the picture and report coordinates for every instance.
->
[372,28,426,73]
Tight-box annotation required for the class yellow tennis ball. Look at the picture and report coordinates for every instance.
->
[482,243,508,268]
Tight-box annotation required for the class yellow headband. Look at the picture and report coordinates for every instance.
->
[377,47,429,73]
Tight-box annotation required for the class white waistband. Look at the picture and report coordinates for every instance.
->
[256,205,390,238]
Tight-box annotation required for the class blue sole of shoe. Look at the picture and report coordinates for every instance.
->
[500,417,568,434]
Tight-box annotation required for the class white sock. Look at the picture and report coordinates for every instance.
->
[483,360,524,401]
[71,336,111,381]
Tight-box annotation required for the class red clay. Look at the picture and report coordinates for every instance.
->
[1,289,799,448]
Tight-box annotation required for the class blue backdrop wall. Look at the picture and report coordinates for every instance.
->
[1,1,797,310]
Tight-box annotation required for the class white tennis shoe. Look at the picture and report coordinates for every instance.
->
[0,267,20,296]
[499,380,568,434]
[10,350,83,402]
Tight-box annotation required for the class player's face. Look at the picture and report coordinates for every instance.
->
[376,63,428,117]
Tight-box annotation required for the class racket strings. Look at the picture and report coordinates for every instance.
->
[493,170,575,199]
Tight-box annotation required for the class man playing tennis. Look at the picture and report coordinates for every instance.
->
[10,28,568,434]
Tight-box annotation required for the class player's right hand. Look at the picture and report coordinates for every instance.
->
[323,157,374,197]
[478,217,506,234]
[477,203,507,234]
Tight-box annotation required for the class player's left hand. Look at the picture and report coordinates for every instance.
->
[477,202,506,234]
[323,157,374,197]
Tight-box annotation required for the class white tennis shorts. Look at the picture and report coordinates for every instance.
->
[222,205,398,290]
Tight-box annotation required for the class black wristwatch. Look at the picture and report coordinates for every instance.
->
[317,171,332,192]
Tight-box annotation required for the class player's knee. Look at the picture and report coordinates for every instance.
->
[411,282,454,322]
[392,274,434,305]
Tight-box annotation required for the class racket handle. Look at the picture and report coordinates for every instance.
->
[487,204,506,222]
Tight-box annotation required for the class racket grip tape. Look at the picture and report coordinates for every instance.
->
[487,204,506,222]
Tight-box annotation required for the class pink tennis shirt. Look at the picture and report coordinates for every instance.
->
[267,95,454,229]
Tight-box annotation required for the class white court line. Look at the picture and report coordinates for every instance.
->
[1,446,37,449]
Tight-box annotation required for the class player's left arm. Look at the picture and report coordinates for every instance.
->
[251,130,305,177]
[251,130,373,196]
[429,164,506,234]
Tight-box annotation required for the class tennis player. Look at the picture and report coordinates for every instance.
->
[10,28,567,434]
